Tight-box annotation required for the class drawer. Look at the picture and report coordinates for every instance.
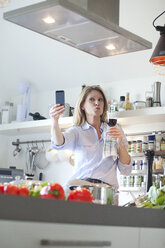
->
[0,220,140,248]
[140,227,165,248]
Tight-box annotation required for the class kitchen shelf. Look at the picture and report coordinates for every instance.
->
[129,152,145,157]
[0,117,73,135]
[155,151,165,157]
[110,106,165,126]
[131,170,147,175]
[0,106,165,136]
[119,187,146,192]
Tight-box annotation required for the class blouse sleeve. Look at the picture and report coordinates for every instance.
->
[51,126,77,152]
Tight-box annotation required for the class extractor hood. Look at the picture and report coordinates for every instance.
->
[3,0,152,58]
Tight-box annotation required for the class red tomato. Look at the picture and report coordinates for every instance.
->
[67,188,93,202]
[4,184,19,195]
[19,186,29,196]
[0,184,4,194]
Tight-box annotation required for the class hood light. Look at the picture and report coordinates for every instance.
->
[42,16,55,24]
[105,44,116,50]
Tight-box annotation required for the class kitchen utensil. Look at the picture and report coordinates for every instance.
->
[153,81,161,106]
[13,140,22,157]
[31,145,39,170]
[34,143,49,169]
[71,184,116,205]
[25,144,39,178]
[145,91,153,107]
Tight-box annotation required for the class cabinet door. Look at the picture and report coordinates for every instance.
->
[0,220,140,248]
[140,227,165,248]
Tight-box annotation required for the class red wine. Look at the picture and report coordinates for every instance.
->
[108,119,117,127]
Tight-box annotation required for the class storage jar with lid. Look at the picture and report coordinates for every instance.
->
[136,140,142,153]
[147,135,155,151]
[131,141,136,153]
[118,96,125,112]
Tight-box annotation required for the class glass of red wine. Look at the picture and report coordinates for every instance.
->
[107,118,117,127]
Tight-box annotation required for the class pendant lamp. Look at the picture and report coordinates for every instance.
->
[150,11,165,75]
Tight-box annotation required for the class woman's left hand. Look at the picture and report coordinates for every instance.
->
[107,126,123,140]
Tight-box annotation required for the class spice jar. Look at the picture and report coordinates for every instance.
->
[128,141,132,153]
[142,136,148,152]
[147,135,155,151]
[136,140,142,153]
[131,141,136,153]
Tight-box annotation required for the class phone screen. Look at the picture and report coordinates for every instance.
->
[55,90,65,106]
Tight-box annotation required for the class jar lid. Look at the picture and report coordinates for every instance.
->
[120,96,125,101]
[148,135,155,141]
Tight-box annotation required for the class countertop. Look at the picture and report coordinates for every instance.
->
[0,194,164,228]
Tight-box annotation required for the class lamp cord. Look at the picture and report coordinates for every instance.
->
[153,10,165,28]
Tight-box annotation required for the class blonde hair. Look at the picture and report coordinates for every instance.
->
[73,85,108,126]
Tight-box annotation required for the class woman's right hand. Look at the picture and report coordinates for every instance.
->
[49,104,65,123]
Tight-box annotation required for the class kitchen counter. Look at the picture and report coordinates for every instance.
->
[0,194,164,228]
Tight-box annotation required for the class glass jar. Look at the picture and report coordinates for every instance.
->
[136,140,142,153]
[118,96,125,112]
[103,120,118,160]
[148,135,155,151]
[131,141,136,153]
[128,141,132,153]
[160,137,165,151]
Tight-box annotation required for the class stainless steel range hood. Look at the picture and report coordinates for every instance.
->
[3,0,152,57]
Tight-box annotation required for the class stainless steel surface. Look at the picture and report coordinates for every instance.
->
[12,138,51,146]
[3,0,152,58]
[25,146,39,178]
[153,81,161,106]
[40,239,111,247]
[0,168,24,183]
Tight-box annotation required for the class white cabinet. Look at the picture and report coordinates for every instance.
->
[140,227,165,248]
[0,220,140,248]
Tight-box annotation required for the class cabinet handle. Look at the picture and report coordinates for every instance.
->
[40,239,111,247]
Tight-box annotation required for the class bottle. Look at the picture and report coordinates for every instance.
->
[160,135,165,151]
[125,92,131,110]
[155,132,162,151]
[103,116,118,159]
[109,99,118,112]
[118,96,125,112]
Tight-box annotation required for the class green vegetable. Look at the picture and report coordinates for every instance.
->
[141,185,165,209]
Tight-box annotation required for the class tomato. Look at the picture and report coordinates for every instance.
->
[67,188,93,202]
[0,184,4,194]
[19,186,29,196]
[40,183,65,200]
[4,184,19,195]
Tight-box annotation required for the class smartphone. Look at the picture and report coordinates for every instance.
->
[55,90,65,106]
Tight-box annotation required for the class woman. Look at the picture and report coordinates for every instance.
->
[49,85,132,190]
